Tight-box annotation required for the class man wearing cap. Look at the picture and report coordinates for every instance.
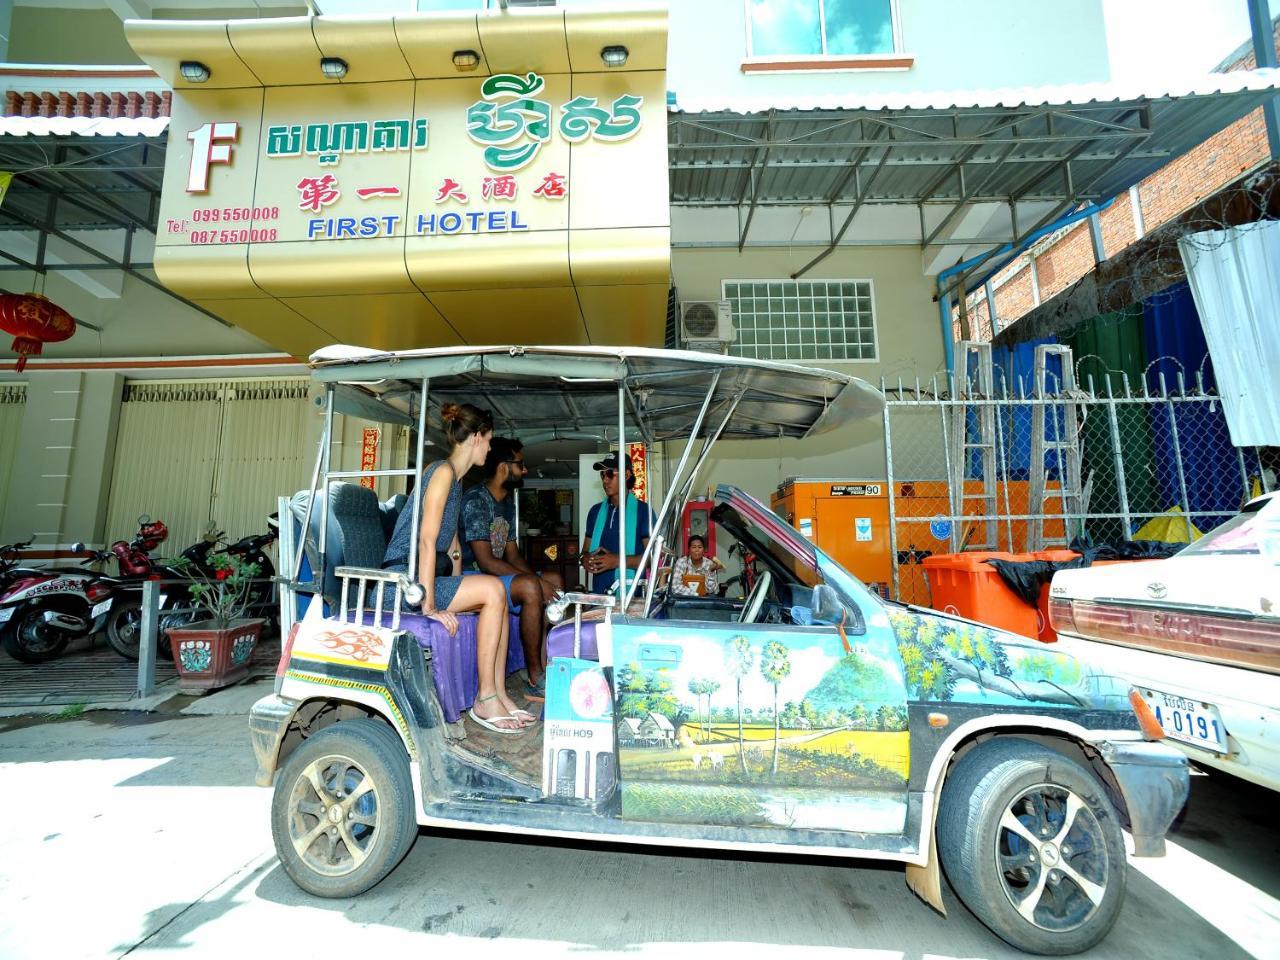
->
[581,451,655,596]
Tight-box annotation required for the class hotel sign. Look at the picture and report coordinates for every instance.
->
[127,7,670,358]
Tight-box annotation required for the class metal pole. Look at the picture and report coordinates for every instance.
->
[317,386,335,590]
[616,383,627,612]
[291,428,326,582]
[883,392,900,601]
[1248,0,1280,160]
[1105,383,1132,540]
[994,388,1015,551]
[645,372,722,555]
[136,579,159,699]
[277,495,297,637]
[407,378,429,593]
[1164,374,1194,541]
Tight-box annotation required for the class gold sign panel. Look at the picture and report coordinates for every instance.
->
[126,6,670,357]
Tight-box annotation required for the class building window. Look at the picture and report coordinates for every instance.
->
[724,280,878,362]
[746,0,899,58]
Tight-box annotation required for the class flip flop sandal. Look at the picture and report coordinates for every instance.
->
[510,707,540,724]
[468,707,522,735]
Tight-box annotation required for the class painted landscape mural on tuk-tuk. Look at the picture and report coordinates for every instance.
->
[886,609,1133,710]
[613,622,911,834]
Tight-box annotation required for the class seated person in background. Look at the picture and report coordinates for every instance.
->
[461,437,564,697]
[581,451,654,596]
[671,534,723,597]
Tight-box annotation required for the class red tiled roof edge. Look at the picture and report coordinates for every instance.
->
[1,89,170,118]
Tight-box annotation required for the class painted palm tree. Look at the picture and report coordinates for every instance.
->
[703,679,720,743]
[687,678,708,741]
[759,639,792,777]
[725,635,755,773]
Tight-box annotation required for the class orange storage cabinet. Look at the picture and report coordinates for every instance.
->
[922,551,1038,638]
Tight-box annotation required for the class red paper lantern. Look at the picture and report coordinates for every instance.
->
[0,292,76,371]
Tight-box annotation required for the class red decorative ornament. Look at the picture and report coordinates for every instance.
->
[0,292,76,371]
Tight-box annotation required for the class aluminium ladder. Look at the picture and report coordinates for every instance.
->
[1028,344,1084,550]
[950,341,1000,551]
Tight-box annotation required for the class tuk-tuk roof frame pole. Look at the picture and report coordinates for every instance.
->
[291,418,327,583]
[317,384,336,584]
[406,378,429,598]
[616,382,627,612]
[674,386,748,515]
[623,371,722,609]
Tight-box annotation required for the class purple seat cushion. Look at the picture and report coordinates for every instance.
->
[546,620,599,662]
[359,610,524,724]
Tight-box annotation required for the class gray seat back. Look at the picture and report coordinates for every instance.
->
[288,482,387,604]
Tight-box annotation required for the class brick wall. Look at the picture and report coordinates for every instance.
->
[964,24,1277,336]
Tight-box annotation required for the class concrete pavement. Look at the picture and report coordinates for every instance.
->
[1,680,1277,959]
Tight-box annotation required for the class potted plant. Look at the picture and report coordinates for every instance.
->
[167,552,265,693]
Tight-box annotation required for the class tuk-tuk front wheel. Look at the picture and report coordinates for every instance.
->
[937,737,1126,956]
[271,718,417,898]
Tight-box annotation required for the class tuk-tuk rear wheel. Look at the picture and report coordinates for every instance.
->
[271,718,417,898]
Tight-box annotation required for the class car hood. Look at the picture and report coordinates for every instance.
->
[888,607,1132,711]
[1051,555,1274,618]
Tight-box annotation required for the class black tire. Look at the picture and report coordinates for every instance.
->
[270,718,417,898]
[104,601,144,660]
[937,737,1127,956]
[1,608,70,663]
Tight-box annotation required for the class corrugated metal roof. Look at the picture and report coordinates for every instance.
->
[0,115,168,137]
[668,68,1280,218]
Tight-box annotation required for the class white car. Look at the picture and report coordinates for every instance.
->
[1049,492,1280,790]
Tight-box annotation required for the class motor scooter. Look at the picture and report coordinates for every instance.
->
[0,545,121,664]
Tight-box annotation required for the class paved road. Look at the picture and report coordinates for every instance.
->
[1,689,1277,959]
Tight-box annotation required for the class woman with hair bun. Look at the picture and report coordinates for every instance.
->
[382,402,533,733]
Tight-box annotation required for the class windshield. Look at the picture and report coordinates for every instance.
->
[711,486,821,588]
[1179,496,1279,558]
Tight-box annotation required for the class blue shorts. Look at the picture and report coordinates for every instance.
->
[462,570,521,612]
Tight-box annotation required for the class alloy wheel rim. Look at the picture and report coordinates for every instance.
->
[995,782,1109,932]
[287,753,380,877]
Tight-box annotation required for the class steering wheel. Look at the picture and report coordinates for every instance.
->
[738,570,773,624]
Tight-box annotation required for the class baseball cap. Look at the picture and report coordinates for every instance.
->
[592,451,634,473]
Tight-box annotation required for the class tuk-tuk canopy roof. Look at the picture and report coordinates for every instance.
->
[309,344,883,442]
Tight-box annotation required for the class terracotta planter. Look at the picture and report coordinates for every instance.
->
[168,618,265,694]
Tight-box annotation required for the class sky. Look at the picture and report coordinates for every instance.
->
[1103,0,1263,82]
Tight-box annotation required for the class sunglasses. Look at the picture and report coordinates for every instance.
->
[601,469,618,480]
[506,459,527,470]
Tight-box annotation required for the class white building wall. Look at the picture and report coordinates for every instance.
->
[668,0,1111,103]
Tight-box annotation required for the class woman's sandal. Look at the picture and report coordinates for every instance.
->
[469,694,522,736]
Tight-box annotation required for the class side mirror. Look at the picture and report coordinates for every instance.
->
[70,541,86,553]
[811,583,844,625]
[137,514,151,525]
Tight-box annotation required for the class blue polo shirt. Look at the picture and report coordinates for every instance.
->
[584,497,654,593]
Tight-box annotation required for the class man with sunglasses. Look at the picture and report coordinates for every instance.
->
[461,437,563,697]
[581,451,654,597]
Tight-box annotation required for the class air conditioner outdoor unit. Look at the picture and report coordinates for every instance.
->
[678,300,736,351]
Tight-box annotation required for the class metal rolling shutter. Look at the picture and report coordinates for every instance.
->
[105,380,224,548]
[211,378,315,541]
[0,383,26,516]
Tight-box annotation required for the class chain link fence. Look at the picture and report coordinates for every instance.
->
[881,361,1275,606]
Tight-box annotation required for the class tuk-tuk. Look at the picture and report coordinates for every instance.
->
[251,344,1187,956]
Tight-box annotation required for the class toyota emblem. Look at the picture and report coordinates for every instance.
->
[1146,582,1168,600]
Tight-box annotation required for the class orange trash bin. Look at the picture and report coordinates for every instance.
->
[921,551,1038,638]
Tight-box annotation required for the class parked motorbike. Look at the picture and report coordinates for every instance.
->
[0,545,125,664]
[0,536,38,593]
[154,519,279,642]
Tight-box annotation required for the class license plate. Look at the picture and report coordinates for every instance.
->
[0,607,12,623]
[1140,688,1229,753]
[158,594,168,609]
[91,599,112,618]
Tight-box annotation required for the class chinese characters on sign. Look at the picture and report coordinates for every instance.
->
[359,428,380,490]
[627,442,648,503]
